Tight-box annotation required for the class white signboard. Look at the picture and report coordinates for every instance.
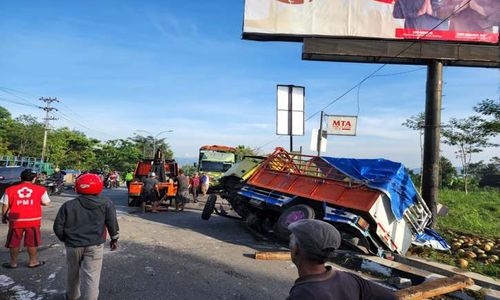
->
[276,85,305,136]
[310,129,327,152]
[326,115,358,136]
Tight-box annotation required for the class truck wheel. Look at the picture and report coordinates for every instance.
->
[201,194,217,220]
[128,197,139,207]
[275,204,315,241]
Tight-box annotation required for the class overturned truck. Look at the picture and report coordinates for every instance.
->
[203,147,447,256]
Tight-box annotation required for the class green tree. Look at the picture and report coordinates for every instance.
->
[442,117,497,194]
[402,113,425,192]
[439,156,457,188]
[474,99,500,135]
[130,135,173,159]
[0,106,12,155]
[6,115,44,157]
[235,145,259,160]
[47,128,99,170]
[94,139,143,172]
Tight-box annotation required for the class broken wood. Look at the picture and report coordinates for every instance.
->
[254,251,291,261]
[395,275,474,300]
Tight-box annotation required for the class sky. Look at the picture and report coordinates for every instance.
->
[0,0,498,168]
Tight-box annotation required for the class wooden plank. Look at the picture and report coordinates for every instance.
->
[255,251,291,261]
[395,275,474,300]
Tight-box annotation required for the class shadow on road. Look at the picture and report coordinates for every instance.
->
[105,188,287,252]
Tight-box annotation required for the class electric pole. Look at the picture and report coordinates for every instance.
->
[39,97,59,162]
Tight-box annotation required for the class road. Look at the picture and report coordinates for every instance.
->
[0,187,296,300]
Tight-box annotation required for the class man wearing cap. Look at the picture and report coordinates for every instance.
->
[287,219,396,300]
[53,173,119,300]
[1,169,50,269]
[142,172,160,213]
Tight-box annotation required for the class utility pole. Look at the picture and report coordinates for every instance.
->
[39,97,59,162]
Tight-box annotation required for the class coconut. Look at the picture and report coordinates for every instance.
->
[490,255,499,261]
[457,258,469,269]
[457,249,466,256]
[457,259,468,268]
[478,253,488,259]
[466,251,477,259]
[452,242,462,250]
[475,249,485,255]
[484,244,492,252]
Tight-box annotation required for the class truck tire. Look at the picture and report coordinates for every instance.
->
[128,197,139,207]
[275,204,315,241]
[201,194,217,220]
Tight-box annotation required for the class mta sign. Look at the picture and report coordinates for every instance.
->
[326,115,357,136]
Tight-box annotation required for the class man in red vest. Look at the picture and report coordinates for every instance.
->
[1,168,50,269]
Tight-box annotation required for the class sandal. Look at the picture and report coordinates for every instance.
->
[2,262,17,269]
[28,261,46,268]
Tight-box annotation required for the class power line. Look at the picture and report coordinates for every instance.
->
[0,97,39,108]
[256,0,472,150]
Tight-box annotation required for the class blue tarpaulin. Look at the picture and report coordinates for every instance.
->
[320,157,418,221]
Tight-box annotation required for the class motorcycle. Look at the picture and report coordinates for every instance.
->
[45,178,64,196]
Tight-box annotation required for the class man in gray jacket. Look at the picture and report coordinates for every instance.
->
[53,173,119,300]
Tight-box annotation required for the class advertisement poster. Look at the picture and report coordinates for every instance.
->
[243,0,499,43]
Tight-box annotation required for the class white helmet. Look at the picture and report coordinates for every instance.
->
[148,172,156,177]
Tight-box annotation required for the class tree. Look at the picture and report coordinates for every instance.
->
[235,145,259,160]
[93,139,142,172]
[442,117,497,194]
[130,135,173,159]
[402,113,425,192]
[474,99,500,135]
[439,156,457,188]
[6,115,44,157]
[0,106,12,155]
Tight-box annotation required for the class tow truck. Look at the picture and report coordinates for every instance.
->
[128,149,178,207]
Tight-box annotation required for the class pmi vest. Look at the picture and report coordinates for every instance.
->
[6,182,46,228]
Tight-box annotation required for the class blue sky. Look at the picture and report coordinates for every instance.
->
[0,0,498,168]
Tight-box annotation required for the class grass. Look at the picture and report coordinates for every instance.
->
[437,189,500,238]
[415,188,500,279]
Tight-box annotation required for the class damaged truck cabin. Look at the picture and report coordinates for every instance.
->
[211,147,443,257]
[197,145,238,186]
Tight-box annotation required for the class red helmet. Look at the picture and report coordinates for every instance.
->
[75,174,103,195]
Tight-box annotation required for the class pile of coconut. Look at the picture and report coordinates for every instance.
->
[451,235,499,268]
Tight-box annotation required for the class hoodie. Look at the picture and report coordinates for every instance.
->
[53,195,119,248]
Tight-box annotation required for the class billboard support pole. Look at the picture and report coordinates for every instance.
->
[288,85,293,152]
[422,60,442,228]
[317,111,324,156]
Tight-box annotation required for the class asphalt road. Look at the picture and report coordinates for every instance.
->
[0,187,296,300]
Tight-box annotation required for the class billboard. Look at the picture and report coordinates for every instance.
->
[276,85,305,136]
[243,0,499,44]
[326,115,358,136]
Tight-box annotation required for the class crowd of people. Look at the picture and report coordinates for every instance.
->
[0,169,396,300]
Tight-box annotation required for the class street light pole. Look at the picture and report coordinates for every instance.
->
[134,129,173,158]
[152,130,174,154]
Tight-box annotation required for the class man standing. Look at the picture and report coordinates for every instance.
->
[124,170,134,189]
[200,173,209,196]
[142,172,160,213]
[189,172,200,203]
[1,169,50,269]
[287,219,396,300]
[175,169,190,211]
[53,173,119,300]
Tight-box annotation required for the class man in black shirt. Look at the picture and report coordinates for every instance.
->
[287,219,396,300]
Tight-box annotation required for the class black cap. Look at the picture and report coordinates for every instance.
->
[288,219,341,260]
